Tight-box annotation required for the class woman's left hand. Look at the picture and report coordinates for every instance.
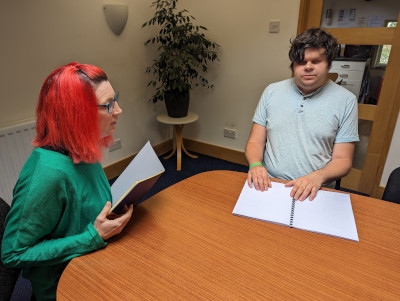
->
[94,201,133,240]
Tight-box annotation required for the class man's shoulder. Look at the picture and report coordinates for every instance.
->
[269,78,292,88]
[264,78,293,93]
[324,80,357,99]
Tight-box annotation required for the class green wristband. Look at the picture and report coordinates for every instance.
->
[249,162,263,170]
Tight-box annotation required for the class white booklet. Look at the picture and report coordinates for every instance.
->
[110,141,165,214]
[232,181,359,241]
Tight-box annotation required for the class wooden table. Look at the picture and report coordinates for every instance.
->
[156,112,199,171]
[57,171,400,300]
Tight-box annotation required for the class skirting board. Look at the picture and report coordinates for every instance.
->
[376,186,385,200]
[103,138,387,198]
[182,138,248,166]
[180,139,384,198]
[103,138,248,180]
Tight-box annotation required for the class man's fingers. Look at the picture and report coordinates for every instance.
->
[308,187,318,201]
[285,180,294,188]
[256,173,264,191]
[248,166,270,191]
[247,173,253,188]
[254,173,265,191]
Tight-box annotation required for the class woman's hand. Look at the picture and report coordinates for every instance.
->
[94,201,134,240]
[247,165,271,191]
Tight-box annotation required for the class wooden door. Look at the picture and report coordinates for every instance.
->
[297,0,400,198]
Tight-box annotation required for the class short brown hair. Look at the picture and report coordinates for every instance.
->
[289,28,338,71]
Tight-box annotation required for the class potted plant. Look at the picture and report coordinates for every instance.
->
[142,0,220,117]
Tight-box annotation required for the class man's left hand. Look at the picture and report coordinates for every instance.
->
[285,172,324,201]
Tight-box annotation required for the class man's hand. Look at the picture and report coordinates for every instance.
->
[285,171,324,201]
[247,165,272,191]
[94,201,134,240]
[245,123,270,191]
[285,143,354,201]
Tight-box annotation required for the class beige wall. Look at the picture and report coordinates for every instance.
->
[2,0,397,187]
[183,0,300,151]
[0,0,299,167]
[0,0,166,167]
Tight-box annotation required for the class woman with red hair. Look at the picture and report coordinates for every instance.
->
[1,63,133,301]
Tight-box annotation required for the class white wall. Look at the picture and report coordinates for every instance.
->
[0,0,299,167]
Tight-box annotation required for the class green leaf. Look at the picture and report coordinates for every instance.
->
[142,0,220,103]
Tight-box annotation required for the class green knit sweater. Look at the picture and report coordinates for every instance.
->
[1,148,109,300]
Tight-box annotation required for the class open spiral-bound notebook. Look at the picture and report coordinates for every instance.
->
[232,181,359,241]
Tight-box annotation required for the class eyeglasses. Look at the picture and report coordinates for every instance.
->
[97,91,119,114]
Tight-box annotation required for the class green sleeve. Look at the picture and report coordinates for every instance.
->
[1,161,107,268]
[2,224,106,268]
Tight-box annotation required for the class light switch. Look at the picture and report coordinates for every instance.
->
[269,20,280,33]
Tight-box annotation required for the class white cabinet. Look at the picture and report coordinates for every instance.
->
[329,60,366,98]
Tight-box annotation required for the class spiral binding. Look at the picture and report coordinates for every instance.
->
[289,198,296,227]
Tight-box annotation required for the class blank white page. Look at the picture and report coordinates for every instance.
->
[111,141,165,207]
[233,181,293,226]
[293,190,359,241]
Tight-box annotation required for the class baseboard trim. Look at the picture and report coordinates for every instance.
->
[376,186,385,199]
[103,139,172,180]
[182,138,248,166]
[103,138,247,180]
[103,138,388,197]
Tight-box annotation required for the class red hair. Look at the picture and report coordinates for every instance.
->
[33,63,113,163]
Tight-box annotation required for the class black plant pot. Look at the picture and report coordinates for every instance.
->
[164,90,189,118]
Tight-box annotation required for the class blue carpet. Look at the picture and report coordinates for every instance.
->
[143,151,248,199]
[109,151,249,202]
[10,273,32,301]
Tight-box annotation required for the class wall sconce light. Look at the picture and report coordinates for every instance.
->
[103,4,128,35]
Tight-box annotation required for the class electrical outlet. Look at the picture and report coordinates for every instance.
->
[269,20,280,33]
[109,139,122,152]
[224,128,236,139]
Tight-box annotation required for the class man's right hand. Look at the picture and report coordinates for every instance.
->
[247,164,271,191]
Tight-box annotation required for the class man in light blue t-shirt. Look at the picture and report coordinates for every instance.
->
[245,28,359,201]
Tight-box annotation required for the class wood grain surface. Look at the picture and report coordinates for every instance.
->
[57,170,400,300]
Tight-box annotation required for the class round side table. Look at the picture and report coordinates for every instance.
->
[157,112,199,171]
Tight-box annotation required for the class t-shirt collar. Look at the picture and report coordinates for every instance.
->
[291,78,329,98]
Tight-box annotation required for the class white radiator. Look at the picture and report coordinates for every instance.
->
[0,121,36,205]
